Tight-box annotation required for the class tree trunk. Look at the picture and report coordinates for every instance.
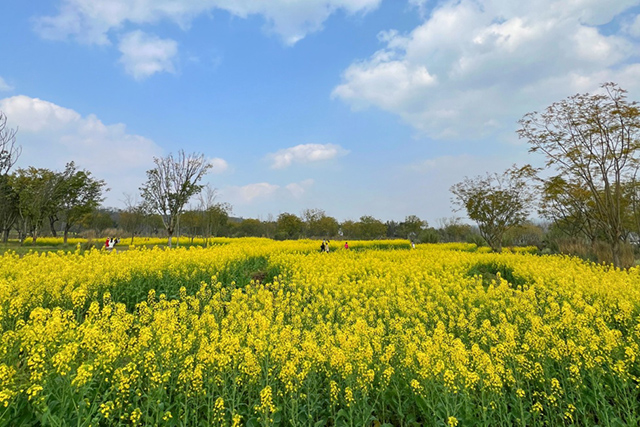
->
[49,216,57,237]
[167,232,173,248]
[611,240,622,269]
[63,225,70,244]
[1,229,8,243]
[130,232,134,245]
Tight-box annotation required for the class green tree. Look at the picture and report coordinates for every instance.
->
[302,208,339,238]
[236,218,263,237]
[340,220,359,239]
[451,165,537,252]
[519,82,640,267]
[140,151,211,247]
[398,215,427,240]
[55,162,107,243]
[13,167,61,242]
[358,215,387,240]
[276,213,304,240]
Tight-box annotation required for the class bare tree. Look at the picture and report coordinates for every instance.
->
[197,184,231,246]
[120,193,148,244]
[518,82,640,267]
[0,112,21,242]
[140,151,211,247]
[0,112,20,175]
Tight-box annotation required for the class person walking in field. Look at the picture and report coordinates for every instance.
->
[105,237,110,249]
[344,242,349,250]
[320,240,326,252]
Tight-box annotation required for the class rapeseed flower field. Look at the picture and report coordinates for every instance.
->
[0,239,639,426]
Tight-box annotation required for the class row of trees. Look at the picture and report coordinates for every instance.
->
[3,82,640,268]
[452,83,640,268]
[0,112,108,243]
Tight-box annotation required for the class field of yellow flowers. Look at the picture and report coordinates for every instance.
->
[0,238,639,426]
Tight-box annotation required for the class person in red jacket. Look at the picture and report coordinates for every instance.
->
[344,242,349,249]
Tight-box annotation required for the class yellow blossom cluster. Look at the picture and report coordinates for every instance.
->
[0,239,639,426]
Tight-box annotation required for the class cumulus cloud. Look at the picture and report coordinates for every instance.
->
[623,14,640,38]
[0,95,162,206]
[208,157,229,174]
[226,182,280,203]
[0,77,13,92]
[33,0,381,46]
[267,143,348,169]
[118,31,178,80]
[286,179,314,198]
[333,0,640,140]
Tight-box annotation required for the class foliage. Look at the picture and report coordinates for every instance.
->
[451,165,537,252]
[55,162,107,243]
[275,213,304,240]
[519,82,640,267]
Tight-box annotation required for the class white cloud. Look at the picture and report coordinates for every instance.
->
[624,14,640,38]
[208,157,229,174]
[228,182,280,203]
[267,143,348,169]
[118,31,178,80]
[0,95,162,206]
[333,0,640,140]
[0,77,13,92]
[33,0,381,46]
[286,179,314,197]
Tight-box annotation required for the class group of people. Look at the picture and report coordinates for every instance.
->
[320,240,349,252]
[105,237,120,251]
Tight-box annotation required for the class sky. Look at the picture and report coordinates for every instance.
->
[2,0,640,224]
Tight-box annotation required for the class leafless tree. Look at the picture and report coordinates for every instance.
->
[140,150,211,247]
[0,112,20,175]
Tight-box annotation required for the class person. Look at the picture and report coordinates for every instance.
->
[325,240,330,253]
[344,242,349,250]
[107,238,114,251]
[411,241,415,249]
[105,237,110,249]
[320,240,325,252]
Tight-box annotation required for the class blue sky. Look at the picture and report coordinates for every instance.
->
[2,0,640,224]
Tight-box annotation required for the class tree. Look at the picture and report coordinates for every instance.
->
[436,217,474,243]
[0,112,20,175]
[140,151,211,247]
[358,215,387,240]
[302,208,339,238]
[120,194,148,244]
[197,184,231,245]
[55,162,107,243]
[12,167,62,242]
[450,165,536,252]
[236,218,263,237]
[180,209,203,243]
[0,112,21,242]
[538,176,599,243]
[276,213,304,240]
[340,220,359,239]
[518,82,640,267]
[398,215,427,240]
[0,175,18,242]
[84,209,115,235]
